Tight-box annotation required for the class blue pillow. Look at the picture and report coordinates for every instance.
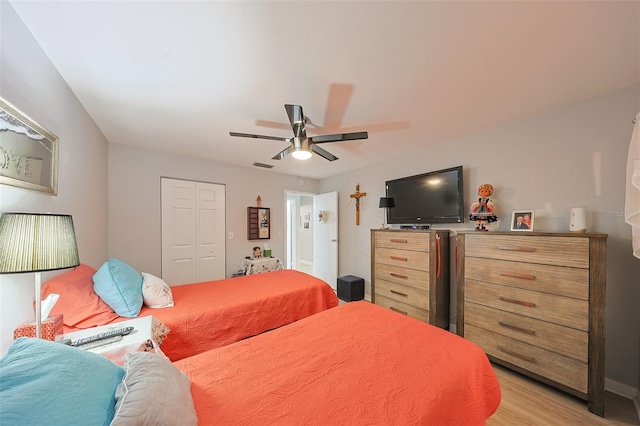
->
[0,337,124,426]
[93,258,143,317]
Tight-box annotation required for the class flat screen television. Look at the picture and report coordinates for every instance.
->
[385,166,464,225]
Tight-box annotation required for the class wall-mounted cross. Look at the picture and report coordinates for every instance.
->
[349,183,367,226]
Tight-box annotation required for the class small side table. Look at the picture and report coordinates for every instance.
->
[63,316,163,365]
[239,257,284,275]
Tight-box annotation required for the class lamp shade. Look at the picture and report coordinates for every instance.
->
[0,213,80,274]
[379,197,395,208]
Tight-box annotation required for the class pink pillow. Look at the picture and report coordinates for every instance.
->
[41,264,120,328]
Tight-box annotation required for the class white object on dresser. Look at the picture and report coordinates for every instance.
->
[456,231,606,417]
[63,316,161,366]
[371,229,450,329]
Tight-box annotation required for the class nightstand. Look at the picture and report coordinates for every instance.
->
[239,257,284,275]
[63,316,162,365]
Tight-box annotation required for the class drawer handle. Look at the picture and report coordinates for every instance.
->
[390,273,408,280]
[390,289,408,297]
[499,296,536,308]
[390,256,408,262]
[390,306,408,315]
[498,321,536,335]
[498,346,536,363]
[497,245,537,252]
[390,239,408,243]
[498,271,536,280]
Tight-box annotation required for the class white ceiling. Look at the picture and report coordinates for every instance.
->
[9,1,640,179]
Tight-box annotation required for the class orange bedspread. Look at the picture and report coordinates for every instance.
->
[175,301,501,425]
[139,270,338,361]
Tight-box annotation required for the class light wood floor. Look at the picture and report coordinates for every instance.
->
[488,364,639,425]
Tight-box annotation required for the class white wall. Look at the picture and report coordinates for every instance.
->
[2,0,639,397]
[320,84,640,391]
[108,143,318,278]
[0,2,109,355]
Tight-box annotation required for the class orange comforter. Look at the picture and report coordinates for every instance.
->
[134,270,337,361]
[175,301,501,425]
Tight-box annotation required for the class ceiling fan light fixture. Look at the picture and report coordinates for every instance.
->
[291,137,312,160]
[291,148,312,160]
[229,104,368,162]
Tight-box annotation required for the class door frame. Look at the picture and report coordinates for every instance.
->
[285,190,316,271]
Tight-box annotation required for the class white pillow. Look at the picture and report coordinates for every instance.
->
[141,272,174,308]
[111,351,196,426]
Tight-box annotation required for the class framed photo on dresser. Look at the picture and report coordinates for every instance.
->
[511,210,534,231]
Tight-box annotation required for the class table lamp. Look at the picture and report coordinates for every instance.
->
[0,213,79,338]
[379,197,395,229]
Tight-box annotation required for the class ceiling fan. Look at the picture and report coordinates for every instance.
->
[229,104,368,162]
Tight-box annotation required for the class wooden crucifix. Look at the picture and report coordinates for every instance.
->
[349,183,367,225]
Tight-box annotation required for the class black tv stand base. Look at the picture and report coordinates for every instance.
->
[400,225,430,230]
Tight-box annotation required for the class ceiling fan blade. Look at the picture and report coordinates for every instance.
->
[323,83,354,131]
[254,120,292,131]
[340,121,411,133]
[229,132,291,142]
[311,144,338,161]
[285,104,306,138]
[272,146,293,160]
[309,131,368,144]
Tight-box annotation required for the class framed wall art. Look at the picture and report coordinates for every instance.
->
[247,207,270,240]
[511,210,534,231]
[0,96,58,195]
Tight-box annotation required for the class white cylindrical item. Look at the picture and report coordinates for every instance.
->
[570,208,587,233]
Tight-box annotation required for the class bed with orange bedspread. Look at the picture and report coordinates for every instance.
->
[51,267,338,361]
[137,269,338,360]
[174,301,501,425]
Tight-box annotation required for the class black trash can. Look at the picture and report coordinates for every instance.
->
[337,275,364,302]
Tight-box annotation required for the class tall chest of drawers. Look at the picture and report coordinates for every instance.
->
[456,231,607,416]
[371,229,450,329]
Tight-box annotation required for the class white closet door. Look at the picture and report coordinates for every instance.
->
[161,178,225,285]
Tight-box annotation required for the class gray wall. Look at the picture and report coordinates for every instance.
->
[320,84,640,393]
[1,0,639,399]
[0,2,109,354]
[108,143,319,278]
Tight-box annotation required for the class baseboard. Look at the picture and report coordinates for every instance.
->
[635,390,640,422]
[605,378,638,399]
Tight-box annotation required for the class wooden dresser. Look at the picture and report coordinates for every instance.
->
[371,229,449,329]
[456,231,607,416]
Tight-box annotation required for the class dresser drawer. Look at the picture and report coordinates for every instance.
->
[465,257,589,300]
[375,247,429,272]
[373,263,429,290]
[374,231,430,252]
[465,234,589,268]
[374,294,429,322]
[465,280,588,331]
[464,302,587,362]
[466,323,587,393]
[375,278,429,310]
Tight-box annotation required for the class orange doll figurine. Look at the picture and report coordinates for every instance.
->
[470,184,498,231]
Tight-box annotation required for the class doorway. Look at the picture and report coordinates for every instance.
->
[286,192,314,274]
[285,190,339,290]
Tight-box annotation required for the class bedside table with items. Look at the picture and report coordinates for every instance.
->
[238,256,284,275]
[62,316,168,365]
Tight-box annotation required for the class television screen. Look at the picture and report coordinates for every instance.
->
[385,166,464,225]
